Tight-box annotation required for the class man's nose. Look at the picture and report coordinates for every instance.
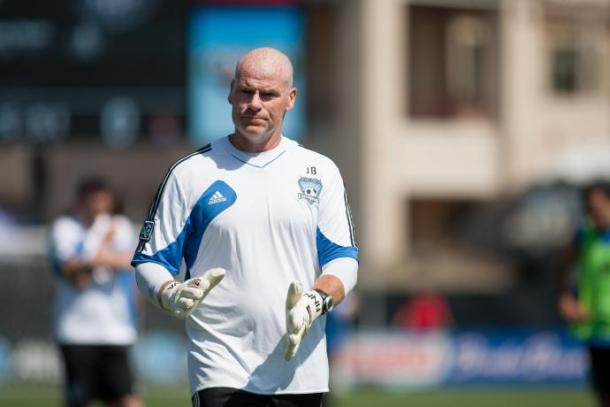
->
[248,92,262,111]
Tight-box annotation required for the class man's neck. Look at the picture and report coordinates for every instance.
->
[229,131,281,153]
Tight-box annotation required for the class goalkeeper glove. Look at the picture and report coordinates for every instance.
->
[284,281,324,360]
[159,268,225,319]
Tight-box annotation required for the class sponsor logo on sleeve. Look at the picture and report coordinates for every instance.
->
[139,220,155,242]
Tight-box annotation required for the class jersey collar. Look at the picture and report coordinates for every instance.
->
[222,135,293,168]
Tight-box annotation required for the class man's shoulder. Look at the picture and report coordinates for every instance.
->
[53,214,79,229]
[51,215,82,239]
[290,141,340,170]
[166,142,222,179]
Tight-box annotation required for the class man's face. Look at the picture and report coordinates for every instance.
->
[586,189,610,229]
[85,191,113,219]
[228,69,296,144]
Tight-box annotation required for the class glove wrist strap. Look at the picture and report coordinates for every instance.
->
[313,288,334,315]
[303,290,324,321]
[159,280,178,310]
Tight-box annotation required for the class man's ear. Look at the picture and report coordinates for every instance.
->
[286,87,297,111]
[227,79,235,104]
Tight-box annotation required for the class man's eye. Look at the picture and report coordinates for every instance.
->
[240,89,253,95]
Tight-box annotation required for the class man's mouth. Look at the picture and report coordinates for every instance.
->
[242,116,266,123]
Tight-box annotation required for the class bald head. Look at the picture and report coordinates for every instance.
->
[228,47,297,152]
[234,47,294,88]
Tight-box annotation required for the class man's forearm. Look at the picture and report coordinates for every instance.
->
[314,274,345,306]
[135,262,174,308]
[556,244,578,294]
[91,251,133,270]
[315,257,358,306]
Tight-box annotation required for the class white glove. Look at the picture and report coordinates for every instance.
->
[285,281,324,360]
[159,268,226,319]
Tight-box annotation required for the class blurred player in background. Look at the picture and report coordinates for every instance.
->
[133,47,358,407]
[557,181,610,407]
[50,178,143,407]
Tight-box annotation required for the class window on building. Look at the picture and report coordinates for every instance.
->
[545,6,609,96]
[408,5,498,119]
[551,47,579,93]
[446,15,489,113]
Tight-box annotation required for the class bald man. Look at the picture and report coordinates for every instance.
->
[133,48,358,407]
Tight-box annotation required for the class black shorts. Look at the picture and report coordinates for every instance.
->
[192,387,324,407]
[59,344,136,407]
[589,346,610,394]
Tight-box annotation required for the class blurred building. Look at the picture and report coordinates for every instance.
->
[0,0,608,314]
[2,0,610,390]
[314,0,610,296]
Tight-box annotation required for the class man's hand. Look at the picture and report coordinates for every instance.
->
[159,268,226,319]
[285,281,324,360]
[558,292,590,323]
[63,258,93,289]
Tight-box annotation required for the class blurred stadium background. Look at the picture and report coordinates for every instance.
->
[0,0,609,405]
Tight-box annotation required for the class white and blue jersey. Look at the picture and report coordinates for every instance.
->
[51,214,138,345]
[132,135,358,395]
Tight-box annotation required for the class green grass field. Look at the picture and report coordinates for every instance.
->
[0,385,597,407]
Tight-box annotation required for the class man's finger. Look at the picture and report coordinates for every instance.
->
[186,277,209,290]
[180,287,204,300]
[285,341,298,360]
[289,325,306,344]
[285,321,306,360]
[288,311,305,334]
[286,281,302,309]
[202,268,226,291]
[285,335,302,359]
[177,297,195,310]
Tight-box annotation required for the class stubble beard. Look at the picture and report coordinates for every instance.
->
[240,127,272,143]
[235,122,280,148]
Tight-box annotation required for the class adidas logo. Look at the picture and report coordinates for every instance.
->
[208,191,227,205]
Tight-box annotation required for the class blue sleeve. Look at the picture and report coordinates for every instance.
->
[132,179,237,276]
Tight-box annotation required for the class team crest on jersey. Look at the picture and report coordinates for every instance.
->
[298,177,322,205]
